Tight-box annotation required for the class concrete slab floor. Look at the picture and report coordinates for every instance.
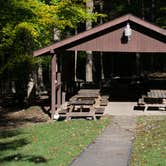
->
[104,102,166,116]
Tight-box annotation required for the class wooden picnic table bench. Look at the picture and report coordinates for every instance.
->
[75,93,99,99]
[148,89,166,98]
[78,89,100,95]
[140,103,166,111]
[69,95,99,102]
[59,89,107,119]
[136,89,166,111]
[69,93,100,102]
[68,99,95,106]
[64,99,97,120]
[137,101,166,111]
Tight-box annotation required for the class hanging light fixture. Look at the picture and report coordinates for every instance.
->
[124,23,132,40]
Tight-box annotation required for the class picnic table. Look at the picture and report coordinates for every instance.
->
[78,89,100,95]
[58,89,107,119]
[148,89,166,98]
[65,99,96,120]
[137,89,166,111]
[69,93,99,101]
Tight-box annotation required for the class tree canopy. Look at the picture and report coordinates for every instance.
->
[0,0,103,102]
[0,0,165,102]
[0,0,100,55]
[0,0,102,78]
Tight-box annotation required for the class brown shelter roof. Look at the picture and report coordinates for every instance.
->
[33,14,166,56]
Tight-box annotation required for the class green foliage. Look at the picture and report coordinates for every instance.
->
[0,118,110,166]
[0,54,37,103]
[53,0,104,30]
[0,0,102,54]
[14,22,39,54]
[0,0,102,101]
[156,7,166,28]
[1,0,164,100]
[1,54,35,80]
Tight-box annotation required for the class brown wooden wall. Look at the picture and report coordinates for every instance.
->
[68,26,166,53]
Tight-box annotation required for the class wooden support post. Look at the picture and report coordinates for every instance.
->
[74,50,77,82]
[57,73,61,109]
[51,54,57,119]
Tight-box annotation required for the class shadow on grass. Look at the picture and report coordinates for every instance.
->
[0,130,48,164]
[0,154,48,164]
[0,130,22,139]
[0,138,28,151]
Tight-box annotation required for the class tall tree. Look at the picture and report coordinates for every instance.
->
[98,0,105,80]
[85,0,94,82]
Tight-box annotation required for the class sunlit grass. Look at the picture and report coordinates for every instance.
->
[131,116,166,166]
[0,118,110,166]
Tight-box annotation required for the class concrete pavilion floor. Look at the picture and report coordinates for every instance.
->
[104,102,166,116]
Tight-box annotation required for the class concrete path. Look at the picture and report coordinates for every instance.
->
[70,102,166,166]
[70,116,136,166]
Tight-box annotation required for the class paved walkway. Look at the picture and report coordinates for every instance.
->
[70,102,166,166]
[70,115,136,166]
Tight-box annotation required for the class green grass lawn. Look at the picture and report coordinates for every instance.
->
[131,116,166,166]
[0,118,110,166]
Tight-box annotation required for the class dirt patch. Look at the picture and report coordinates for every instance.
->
[0,106,50,130]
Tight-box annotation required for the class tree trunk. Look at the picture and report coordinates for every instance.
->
[99,1,104,80]
[141,0,145,20]
[37,64,45,95]
[151,0,155,22]
[53,28,60,42]
[74,29,78,82]
[86,51,93,82]
[86,0,93,82]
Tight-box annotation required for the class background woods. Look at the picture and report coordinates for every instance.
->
[0,0,165,105]
[0,0,100,104]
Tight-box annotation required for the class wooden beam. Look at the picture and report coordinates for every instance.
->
[57,73,61,109]
[51,54,57,119]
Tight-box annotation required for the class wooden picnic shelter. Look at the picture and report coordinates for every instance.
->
[33,14,166,119]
